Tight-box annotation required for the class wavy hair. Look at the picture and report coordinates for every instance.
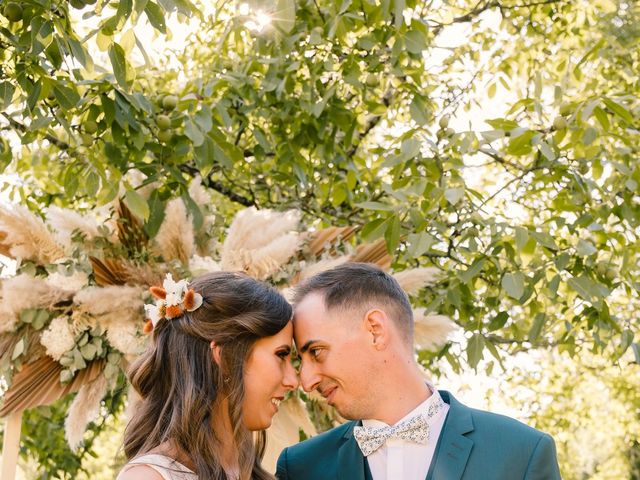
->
[123,271,292,479]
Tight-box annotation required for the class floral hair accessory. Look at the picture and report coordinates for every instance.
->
[143,273,203,333]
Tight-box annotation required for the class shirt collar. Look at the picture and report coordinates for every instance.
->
[362,383,441,428]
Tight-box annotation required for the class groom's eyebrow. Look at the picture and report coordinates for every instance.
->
[299,340,319,354]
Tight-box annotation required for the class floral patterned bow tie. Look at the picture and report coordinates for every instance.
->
[353,414,430,456]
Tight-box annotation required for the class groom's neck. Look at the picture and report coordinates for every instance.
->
[368,357,432,425]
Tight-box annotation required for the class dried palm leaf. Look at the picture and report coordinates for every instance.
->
[0,357,104,416]
[116,200,148,253]
[351,238,391,269]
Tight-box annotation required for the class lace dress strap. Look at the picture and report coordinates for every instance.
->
[118,453,197,480]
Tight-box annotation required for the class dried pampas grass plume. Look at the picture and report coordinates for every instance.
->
[153,198,195,264]
[65,374,108,450]
[221,208,302,280]
[0,204,65,264]
[223,208,300,252]
[298,255,351,282]
[105,320,144,355]
[413,309,457,351]
[46,206,100,252]
[74,286,144,318]
[188,176,212,208]
[393,267,440,295]
[0,275,74,333]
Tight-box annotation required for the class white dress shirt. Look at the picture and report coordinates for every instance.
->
[362,388,449,480]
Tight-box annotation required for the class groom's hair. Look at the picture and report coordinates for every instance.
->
[294,262,413,343]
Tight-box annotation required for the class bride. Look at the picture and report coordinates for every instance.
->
[117,271,298,480]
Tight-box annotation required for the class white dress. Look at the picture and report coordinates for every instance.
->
[117,453,197,480]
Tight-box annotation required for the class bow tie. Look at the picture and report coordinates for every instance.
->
[353,414,430,457]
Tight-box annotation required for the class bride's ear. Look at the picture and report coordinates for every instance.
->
[210,341,222,366]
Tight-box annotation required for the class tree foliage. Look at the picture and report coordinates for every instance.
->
[1,0,639,476]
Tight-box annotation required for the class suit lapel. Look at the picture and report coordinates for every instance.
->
[337,422,366,480]
[427,391,474,480]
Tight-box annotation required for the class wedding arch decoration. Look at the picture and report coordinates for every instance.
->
[0,176,455,475]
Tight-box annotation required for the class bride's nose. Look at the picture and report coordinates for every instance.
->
[283,360,299,390]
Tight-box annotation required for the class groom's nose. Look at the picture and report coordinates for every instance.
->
[299,361,321,393]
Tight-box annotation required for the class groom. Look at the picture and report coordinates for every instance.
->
[277,263,561,480]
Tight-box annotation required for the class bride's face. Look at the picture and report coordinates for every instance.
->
[242,322,298,430]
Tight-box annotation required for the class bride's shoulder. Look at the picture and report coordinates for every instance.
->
[117,464,165,480]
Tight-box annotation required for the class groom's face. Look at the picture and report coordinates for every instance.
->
[293,292,377,420]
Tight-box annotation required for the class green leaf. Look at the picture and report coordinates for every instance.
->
[460,258,485,284]
[467,333,485,369]
[273,0,296,33]
[576,239,597,257]
[354,201,395,211]
[194,136,215,176]
[603,98,633,124]
[80,343,97,361]
[593,106,610,131]
[530,231,558,250]
[184,117,204,146]
[384,215,401,253]
[488,311,509,331]
[124,189,150,220]
[405,30,426,54]
[528,313,546,342]
[0,82,16,109]
[144,2,166,33]
[108,43,129,89]
[502,272,525,299]
[53,84,80,111]
[12,338,25,360]
[406,232,436,257]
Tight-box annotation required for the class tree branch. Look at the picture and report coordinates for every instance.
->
[1,112,70,150]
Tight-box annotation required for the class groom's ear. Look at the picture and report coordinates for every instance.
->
[363,308,389,350]
[210,341,223,366]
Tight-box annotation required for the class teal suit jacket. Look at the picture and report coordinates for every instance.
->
[276,391,561,480]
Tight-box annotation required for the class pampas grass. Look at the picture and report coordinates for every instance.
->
[413,309,457,351]
[73,286,145,348]
[393,267,440,295]
[298,255,351,282]
[0,204,65,263]
[0,274,73,323]
[221,208,301,280]
[40,316,76,361]
[46,206,100,252]
[73,285,144,317]
[65,374,108,450]
[153,198,195,264]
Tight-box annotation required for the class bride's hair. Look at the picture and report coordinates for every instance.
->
[123,271,292,479]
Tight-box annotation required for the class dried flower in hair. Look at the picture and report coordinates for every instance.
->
[143,273,203,331]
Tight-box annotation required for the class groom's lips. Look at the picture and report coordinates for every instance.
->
[321,386,337,405]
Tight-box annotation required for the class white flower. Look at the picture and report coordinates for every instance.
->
[163,273,188,307]
[40,316,76,361]
[144,302,165,327]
